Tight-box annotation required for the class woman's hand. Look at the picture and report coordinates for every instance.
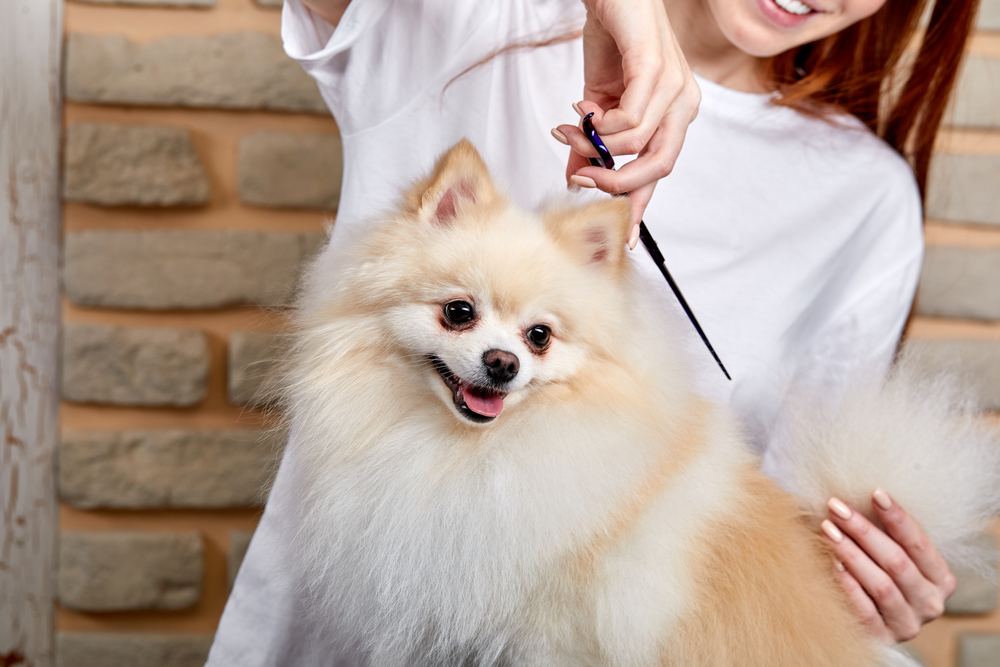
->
[821,489,957,644]
[551,0,701,247]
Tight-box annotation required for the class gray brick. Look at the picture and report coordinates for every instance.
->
[946,533,999,615]
[980,0,1000,30]
[65,33,328,114]
[228,530,255,591]
[959,633,1000,667]
[58,531,202,611]
[63,230,326,309]
[63,123,209,207]
[948,57,1000,129]
[61,323,209,406]
[228,331,286,407]
[239,131,343,209]
[57,633,213,667]
[59,429,284,509]
[902,339,1000,410]
[926,154,1000,226]
[915,247,1000,321]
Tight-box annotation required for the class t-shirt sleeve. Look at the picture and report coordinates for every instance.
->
[813,158,924,381]
[282,0,496,135]
[760,156,924,486]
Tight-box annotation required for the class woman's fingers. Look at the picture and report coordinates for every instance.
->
[625,182,656,246]
[561,77,699,160]
[872,489,958,597]
[581,0,674,134]
[601,27,691,139]
[827,496,950,623]
[556,102,694,225]
[832,560,896,645]
[822,518,924,642]
[560,0,700,223]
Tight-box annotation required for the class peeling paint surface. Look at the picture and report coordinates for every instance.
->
[0,0,63,665]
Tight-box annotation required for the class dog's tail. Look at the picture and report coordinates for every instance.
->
[777,353,1000,576]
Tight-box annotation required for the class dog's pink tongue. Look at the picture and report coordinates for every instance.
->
[463,386,504,417]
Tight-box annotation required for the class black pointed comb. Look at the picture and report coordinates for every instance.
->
[581,113,731,381]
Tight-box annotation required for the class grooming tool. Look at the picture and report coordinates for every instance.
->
[581,112,731,381]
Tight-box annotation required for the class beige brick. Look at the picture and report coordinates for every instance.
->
[228,330,286,407]
[228,530,255,591]
[926,154,1000,226]
[902,339,1000,410]
[61,323,209,406]
[57,633,213,667]
[63,123,209,207]
[959,634,1000,667]
[58,531,202,611]
[948,57,1000,129]
[59,429,284,509]
[63,230,325,309]
[914,247,1000,321]
[65,33,328,113]
[946,533,999,615]
[239,131,343,209]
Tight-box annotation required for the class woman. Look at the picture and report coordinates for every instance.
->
[208,0,977,662]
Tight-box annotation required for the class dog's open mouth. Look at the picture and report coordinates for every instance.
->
[429,355,506,423]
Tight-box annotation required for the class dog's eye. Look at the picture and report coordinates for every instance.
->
[526,325,551,349]
[444,300,475,324]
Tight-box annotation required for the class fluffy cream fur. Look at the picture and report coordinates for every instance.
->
[284,140,1000,667]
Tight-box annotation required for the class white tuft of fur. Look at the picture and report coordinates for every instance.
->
[781,353,1000,575]
[878,645,924,667]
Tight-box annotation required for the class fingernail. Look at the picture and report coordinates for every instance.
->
[627,224,640,250]
[570,175,597,189]
[572,102,584,117]
[873,488,892,511]
[835,560,846,572]
[550,128,569,145]
[821,519,844,543]
[828,497,852,521]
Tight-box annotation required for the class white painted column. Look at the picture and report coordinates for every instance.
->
[0,0,64,665]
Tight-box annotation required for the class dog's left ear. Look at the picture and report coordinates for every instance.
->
[543,198,632,272]
[404,139,501,227]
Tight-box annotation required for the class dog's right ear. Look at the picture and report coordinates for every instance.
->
[403,139,500,227]
[543,197,632,274]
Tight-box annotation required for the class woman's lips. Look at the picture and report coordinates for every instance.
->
[755,0,822,28]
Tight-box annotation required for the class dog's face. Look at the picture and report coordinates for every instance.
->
[344,140,635,426]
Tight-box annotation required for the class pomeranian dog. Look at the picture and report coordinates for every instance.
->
[285,140,1000,667]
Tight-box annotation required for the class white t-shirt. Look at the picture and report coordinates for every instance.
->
[207,1,923,664]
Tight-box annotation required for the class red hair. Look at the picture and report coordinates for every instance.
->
[766,0,982,197]
[455,0,980,199]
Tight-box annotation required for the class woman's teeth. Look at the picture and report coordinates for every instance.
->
[774,0,813,14]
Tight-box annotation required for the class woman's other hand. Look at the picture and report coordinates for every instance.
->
[821,490,957,644]
[551,0,700,246]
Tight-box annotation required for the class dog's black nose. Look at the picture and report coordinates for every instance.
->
[483,349,519,384]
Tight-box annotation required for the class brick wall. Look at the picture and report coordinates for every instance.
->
[902,9,1000,667]
[57,0,336,663]
[55,1,1000,666]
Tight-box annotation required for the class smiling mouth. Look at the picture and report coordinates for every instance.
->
[429,355,507,423]
[773,0,815,14]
